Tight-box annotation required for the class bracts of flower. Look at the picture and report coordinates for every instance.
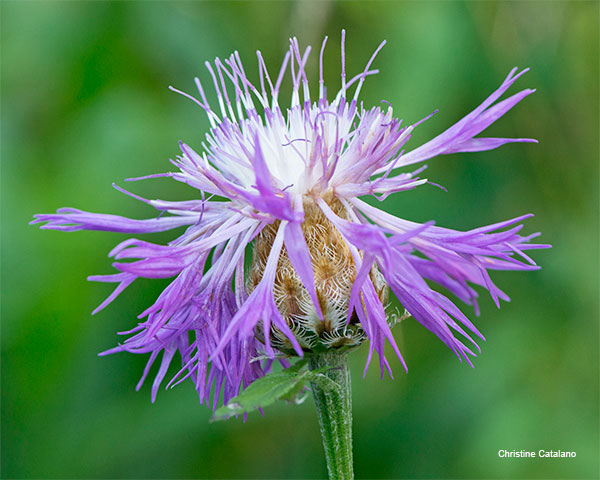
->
[32,32,549,409]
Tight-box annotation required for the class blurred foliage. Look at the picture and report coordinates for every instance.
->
[1,1,598,479]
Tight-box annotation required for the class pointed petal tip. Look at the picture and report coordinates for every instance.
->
[510,67,530,82]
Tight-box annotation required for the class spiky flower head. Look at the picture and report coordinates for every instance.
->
[32,32,549,407]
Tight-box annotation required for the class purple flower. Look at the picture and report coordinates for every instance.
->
[32,32,549,407]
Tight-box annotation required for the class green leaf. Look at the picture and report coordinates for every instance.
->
[211,360,310,422]
[283,358,308,374]
[279,381,310,405]
[210,360,340,422]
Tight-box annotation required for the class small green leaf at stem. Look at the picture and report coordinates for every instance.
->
[210,359,332,422]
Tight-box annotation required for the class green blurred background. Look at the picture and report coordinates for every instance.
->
[2,1,598,478]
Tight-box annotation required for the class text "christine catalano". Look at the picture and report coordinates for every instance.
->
[498,450,576,458]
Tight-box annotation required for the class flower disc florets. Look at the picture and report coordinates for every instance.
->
[32,32,549,407]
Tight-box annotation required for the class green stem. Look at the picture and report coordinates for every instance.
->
[309,352,354,480]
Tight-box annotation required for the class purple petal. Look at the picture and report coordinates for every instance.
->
[31,209,198,233]
[283,219,324,320]
[397,68,535,166]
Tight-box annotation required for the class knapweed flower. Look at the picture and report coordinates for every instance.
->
[32,33,548,408]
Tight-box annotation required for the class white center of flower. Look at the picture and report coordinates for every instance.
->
[207,101,361,196]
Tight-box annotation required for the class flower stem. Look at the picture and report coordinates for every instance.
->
[309,351,354,480]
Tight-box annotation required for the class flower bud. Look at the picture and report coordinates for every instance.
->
[249,198,389,354]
